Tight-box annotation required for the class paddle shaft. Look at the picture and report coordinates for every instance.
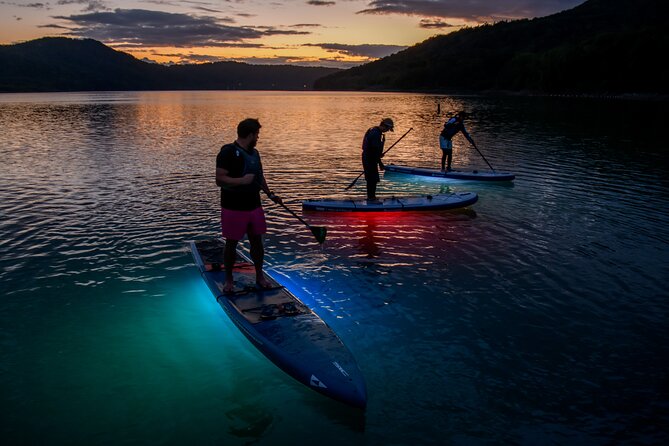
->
[275,200,326,244]
[345,127,413,190]
[277,200,311,229]
[472,144,495,172]
[381,127,413,158]
[250,177,325,241]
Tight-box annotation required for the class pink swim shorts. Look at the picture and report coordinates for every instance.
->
[220,207,267,241]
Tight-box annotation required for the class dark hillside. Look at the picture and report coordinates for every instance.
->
[0,38,158,91]
[0,37,340,92]
[314,0,669,94]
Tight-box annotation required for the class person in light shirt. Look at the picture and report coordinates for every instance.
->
[439,111,477,171]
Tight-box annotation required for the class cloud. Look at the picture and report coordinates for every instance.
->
[116,41,265,50]
[191,6,226,14]
[140,0,223,7]
[178,54,228,63]
[289,23,323,28]
[138,0,229,13]
[304,43,407,58]
[235,55,353,68]
[134,52,342,67]
[232,56,306,65]
[38,23,72,29]
[419,18,455,29]
[52,8,263,46]
[254,26,312,36]
[307,1,335,5]
[121,44,361,68]
[1,1,47,8]
[356,0,585,22]
[148,51,231,63]
[56,0,110,12]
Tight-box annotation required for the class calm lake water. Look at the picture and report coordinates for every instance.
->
[1,91,668,445]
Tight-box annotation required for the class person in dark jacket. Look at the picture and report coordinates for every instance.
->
[362,117,394,200]
[216,118,282,293]
[439,111,476,171]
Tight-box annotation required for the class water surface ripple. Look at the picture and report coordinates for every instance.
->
[1,92,667,444]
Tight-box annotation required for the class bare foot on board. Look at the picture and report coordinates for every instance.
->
[223,280,234,294]
[256,277,273,289]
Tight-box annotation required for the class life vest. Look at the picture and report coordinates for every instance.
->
[220,143,262,192]
[441,117,460,140]
[238,146,262,178]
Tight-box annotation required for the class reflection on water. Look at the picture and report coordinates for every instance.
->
[1,91,668,445]
[358,216,381,259]
[226,404,274,439]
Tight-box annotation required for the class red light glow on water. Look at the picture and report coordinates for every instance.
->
[303,209,477,262]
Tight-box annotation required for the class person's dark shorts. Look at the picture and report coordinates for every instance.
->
[220,207,267,241]
[439,136,453,152]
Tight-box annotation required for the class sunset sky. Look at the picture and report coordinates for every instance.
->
[0,0,584,67]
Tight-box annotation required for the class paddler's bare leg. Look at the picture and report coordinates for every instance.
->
[223,238,238,293]
[249,234,271,288]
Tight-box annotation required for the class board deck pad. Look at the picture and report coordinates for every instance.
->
[194,239,309,324]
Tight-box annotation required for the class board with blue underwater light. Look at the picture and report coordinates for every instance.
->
[189,239,367,408]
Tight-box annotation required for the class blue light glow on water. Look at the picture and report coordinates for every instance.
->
[1,91,668,444]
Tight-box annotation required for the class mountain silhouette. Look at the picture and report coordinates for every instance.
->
[0,37,340,92]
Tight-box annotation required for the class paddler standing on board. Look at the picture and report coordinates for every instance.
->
[362,117,394,201]
[216,118,282,293]
[439,111,477,172]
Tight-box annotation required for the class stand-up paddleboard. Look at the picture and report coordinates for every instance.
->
[303,192,477,212]
[385,164,515,181]
[189,239,366,408]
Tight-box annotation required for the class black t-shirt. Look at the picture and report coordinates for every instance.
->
[362,126,385,162]
[216,142,263,211]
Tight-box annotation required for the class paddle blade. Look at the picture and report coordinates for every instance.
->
[311,226,327,244]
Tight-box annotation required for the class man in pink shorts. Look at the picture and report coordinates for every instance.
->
[215,118,282,293]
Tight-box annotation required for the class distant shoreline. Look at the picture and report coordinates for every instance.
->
[1,88,667,101]
[314,88,669,101]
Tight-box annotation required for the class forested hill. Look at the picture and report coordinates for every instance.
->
[314,0,669,95]
[0,38,340,92]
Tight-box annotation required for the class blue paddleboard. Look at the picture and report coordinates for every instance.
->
[189,239,367,408]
